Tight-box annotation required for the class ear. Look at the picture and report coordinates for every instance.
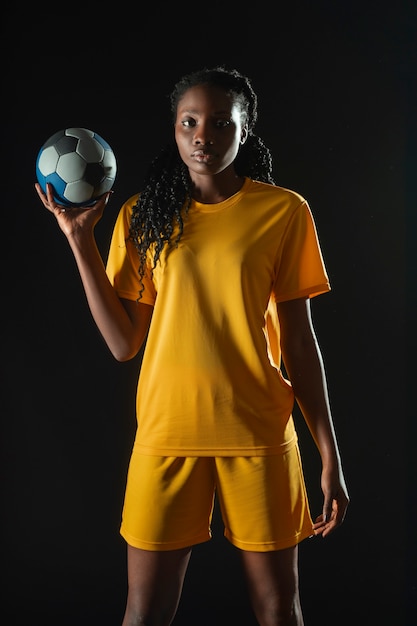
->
[240,125,249,145]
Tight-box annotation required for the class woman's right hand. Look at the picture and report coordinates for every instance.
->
[34,182,112,239]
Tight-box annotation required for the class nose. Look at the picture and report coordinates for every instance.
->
[193,122,213,145]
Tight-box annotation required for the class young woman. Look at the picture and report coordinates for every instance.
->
[35,66,349,626]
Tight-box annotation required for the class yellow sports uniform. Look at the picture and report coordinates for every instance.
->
[106,177,331,550]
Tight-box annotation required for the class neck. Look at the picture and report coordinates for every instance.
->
[190,172,245,204]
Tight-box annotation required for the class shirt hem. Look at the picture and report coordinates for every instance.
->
[131,435,298,457]
[274,283,331,303]
[115,289,155,305]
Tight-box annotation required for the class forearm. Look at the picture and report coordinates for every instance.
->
[34,185,149,361]
[282,331,342,469]
[68,231,144,361]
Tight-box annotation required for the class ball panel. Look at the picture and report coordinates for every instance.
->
[46,172,70,205]
[65,127,94,140]
[42,130,65,149]
[37,145,59,176]
[65,180,95,204]
[102,150,117,177]
[56,152,87,183]
[54,136,79,156]
[93,132,112,151]
[82,162,105,187]
[95,177,115,196]
[77,137,104,163]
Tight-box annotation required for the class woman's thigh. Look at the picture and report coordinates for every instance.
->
[240,545,303,625]
[122,544,192,626]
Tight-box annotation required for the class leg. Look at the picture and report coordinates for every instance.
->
[240,545,304,626]
[122,543,192,626]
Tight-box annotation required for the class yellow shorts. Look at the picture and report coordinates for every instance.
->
[120,444,314,552]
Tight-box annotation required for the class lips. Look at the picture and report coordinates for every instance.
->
[191,149,215,163]
[192,149,212,156]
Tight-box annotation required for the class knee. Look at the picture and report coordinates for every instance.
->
[123,595,177,626]
[251,589,304,626]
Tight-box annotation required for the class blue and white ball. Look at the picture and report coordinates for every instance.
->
[36,127,117,207]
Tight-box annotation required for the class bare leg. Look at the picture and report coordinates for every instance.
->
[121,543,192,626]
[240,545,304,626]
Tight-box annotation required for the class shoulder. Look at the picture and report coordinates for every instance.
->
[111,193,140,234]
[247,179,307,206]
[245,179,309,222]
[121,192,140,214]
[114,192,140,224]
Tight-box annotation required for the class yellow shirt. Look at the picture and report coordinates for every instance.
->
[106,178,330,456]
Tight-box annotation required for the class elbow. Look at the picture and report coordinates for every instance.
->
[108,339,143,362]
[113,352,134,363]
[111,347,140,362]
[104,314,150,362]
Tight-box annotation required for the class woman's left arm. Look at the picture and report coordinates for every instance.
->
[277,297,350,537]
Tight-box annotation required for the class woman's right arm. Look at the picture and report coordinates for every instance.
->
[35,183,153,361]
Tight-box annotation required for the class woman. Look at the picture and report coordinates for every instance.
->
[35,66,349,626]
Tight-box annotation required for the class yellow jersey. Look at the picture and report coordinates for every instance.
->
[106,178,330,456]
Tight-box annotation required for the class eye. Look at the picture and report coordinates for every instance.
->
[216,119,231,128]
[181,118,196,128]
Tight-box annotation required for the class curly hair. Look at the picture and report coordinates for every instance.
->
[129,66,276,293]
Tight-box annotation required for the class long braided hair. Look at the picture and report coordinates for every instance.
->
[129,66,276,293]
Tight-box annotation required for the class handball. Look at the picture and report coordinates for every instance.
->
[36,127,117,207]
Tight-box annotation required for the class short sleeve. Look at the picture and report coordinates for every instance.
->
[272,201,331,302]
[105,194,157,305]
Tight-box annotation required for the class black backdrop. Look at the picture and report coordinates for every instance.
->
[1,2,415,624]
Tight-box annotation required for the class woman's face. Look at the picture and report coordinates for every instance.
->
[174,84,248,179]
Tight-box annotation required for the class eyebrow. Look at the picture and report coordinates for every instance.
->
[180,109,232,116]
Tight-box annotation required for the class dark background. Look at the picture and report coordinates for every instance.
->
[1,1,415,624]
